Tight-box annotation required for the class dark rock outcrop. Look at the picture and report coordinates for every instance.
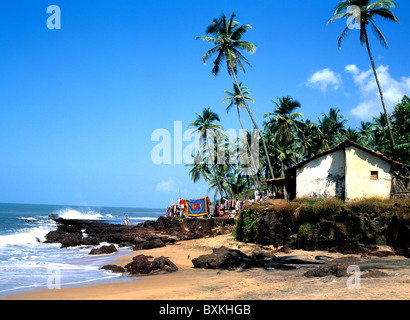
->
[304,263,350,277]
[133,239,165,251]
[155,256,179,273]
[124,254,178,275]
[192,246,255,270]
[235,201,410,257]
[304,263,389,278]
[45,216,235,249]
[89,244,117,255]
[100,264,126,273]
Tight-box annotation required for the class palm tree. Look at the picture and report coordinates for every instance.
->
[263,97,303,174]
[186,151,211,183]
[344,127,365,144]
[357,121,374,147]
[317,108,348,150]
[328,0,399,158]
[264,96,303,146]
[188,108,225,200]
[223,82,254,133]
[189,108,222,146]
[297,119,321,159]
[197,13,275,179]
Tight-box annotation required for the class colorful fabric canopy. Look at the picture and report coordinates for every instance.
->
[184,197,209,217]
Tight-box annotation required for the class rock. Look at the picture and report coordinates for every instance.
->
[154,256,178,272]
[192,246,254,270]
[304,263,349,278]
[133,239,165,250]
[89,244,117,255]
[133,237,146,244]
[125,254,160,275]
[60,235,82,248]
[272,245,292,254]
[80,236,100,246]
[332,256,362,263]
[100,264,125,273]
[124,254,179,275]
[118,242,135,247]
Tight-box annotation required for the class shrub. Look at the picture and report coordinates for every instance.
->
[298,222,314,239]
[312,198,343,220]
[233,204,265,243]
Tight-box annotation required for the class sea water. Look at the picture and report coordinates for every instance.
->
[0,203,164,298]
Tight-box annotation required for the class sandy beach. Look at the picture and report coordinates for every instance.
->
[3,233,410,300]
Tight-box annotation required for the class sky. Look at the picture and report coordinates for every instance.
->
[0,0,409,209]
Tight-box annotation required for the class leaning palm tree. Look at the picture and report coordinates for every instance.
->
[197,13,275,179]
[328,0,399,158]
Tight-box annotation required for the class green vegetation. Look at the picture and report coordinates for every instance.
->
[189,6,408,201]
[234,198,410,244]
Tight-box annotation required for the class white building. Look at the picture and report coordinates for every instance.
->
[267,140,409,202]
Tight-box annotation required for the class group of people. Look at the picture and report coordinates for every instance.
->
[166,204,185,218]
[208,198,249,218]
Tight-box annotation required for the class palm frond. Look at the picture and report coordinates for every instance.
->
[370,21,388,47]
[367,0,397,10]
[368,7,399,22]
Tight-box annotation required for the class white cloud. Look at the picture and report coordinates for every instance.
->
[156,178,178,192]
[346,64,410,119]
[307,68,342,92]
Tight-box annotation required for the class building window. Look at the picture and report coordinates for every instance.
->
[370,171,379,180]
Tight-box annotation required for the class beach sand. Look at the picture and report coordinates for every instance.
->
[3,234,410,300]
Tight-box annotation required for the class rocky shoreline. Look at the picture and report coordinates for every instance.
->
[43,216,409,280]
[45,216,235,249]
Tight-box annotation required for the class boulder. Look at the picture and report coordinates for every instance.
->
[192,246,254,270]
[154,256,178,272]
[133,239,165,250]
[304,263,349,277]
[100,264,125,273]
[125,254,160,275]
[89,244,117,255]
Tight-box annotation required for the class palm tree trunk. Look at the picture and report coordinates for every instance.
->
[229,66,275,179]
[364,28,397,159]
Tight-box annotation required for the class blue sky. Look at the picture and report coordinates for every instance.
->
[0,0,409,208]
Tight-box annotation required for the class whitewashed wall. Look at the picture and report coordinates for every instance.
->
[296,150,345,199]
[345,146,392,201]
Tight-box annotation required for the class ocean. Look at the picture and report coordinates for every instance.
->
[0,203,165,298]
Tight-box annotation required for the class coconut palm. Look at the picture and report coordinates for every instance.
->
[197,13,275,179]
[296,119,321,159]
[357,121,375,147]
[317,108,348,150]
[344,127,365,144]
[328,0,399,158]
[186,151,212,183]
[188,108,225,200]
[264,96,303,146]
[223,82,255,132]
